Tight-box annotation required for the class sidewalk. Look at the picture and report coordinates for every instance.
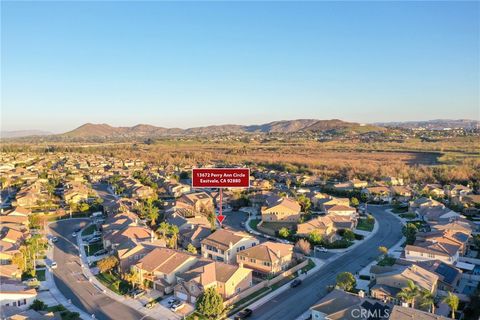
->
[76,224,181,320]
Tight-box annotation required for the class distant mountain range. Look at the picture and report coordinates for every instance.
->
[1,130,53,138]
[60,119,386,138]
[3,118,478,139]
[374,119,479,130]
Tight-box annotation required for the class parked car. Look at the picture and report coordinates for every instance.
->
[314,246,327,253]
[51,237,58,243]
[170,301,185,312]
[145,300,157,309]
[93,249,108,257]
[290,279,302,288]
[234,308,253,320]
[72,232,77,237]
[51,261,58,269]
[167,297,179,307]
[129,289,145,299]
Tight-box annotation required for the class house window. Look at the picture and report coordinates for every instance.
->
[250,258,256,263]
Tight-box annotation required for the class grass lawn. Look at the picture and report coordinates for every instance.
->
[301,259,316,273]
[249,219,260,231]
[83,224,97,236]
[356,218,375,232]
[96,272,131,295]
[377,256,396,266]
[35,269,46,281]
[84,242,104,256]
[392,207,408,213]
[399,213,417,219]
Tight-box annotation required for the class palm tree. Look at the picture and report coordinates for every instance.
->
[157,222,170,239]
[443,292,459,319]
[168,224,179,249]
[396,280,420,308]
[419,289,435,313]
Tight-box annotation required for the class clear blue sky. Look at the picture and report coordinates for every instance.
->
[2,1,479,133]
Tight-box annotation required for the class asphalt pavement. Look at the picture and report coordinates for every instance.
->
[49,219,153,320]
[249,205,403,320]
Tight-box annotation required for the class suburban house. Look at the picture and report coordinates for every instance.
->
[444,184,472,198]
[405,239,461,265]
[236,241,294,277]
[370,264,438,305]
[0,279,38,310]
[296,216,336,241]
[389,305,449,320]
[416,230,470,256]
[361,186,392,203]
[325,204,357,217]
[116,239,167,272]
[179,225,212,250]
[133,248,197,294]
[201,229,259,264]
[390,186,413,202]
[310,289,391,320]
[174,259,253,303]
[409,197,443,212]
[417,206,461,223]
[176,192,214,214]
[318,197,350,212]
[165,208,211,231]
[409,260,462,292]
[261,195,301,223]
[422,184,445,198]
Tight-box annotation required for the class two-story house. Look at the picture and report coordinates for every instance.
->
[236,241,294,277]
[261,195,301,223]
[201,229,259,264]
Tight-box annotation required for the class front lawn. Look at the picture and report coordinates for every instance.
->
[356,218,375,232]
[35,269,46,281]
[301,259,316,273]
[96,272,131,295]
[83,224,97,236]
[377,256,396,266]
[249,219,260,231]
[399,213,417,219]
[322,239,353,249]
[85,242,104,256]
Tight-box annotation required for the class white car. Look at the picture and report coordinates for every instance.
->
[72,232,77,237]
[51,237,58,243]
[51,261,58,269]
[315,246,328,253]
[170,301,185,312]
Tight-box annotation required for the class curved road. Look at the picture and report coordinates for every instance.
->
[250,205,403,320]
[49,219,151,320]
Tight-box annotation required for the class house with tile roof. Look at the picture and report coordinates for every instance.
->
[236,241,294,277]
[261,195,301,223]
[201,229,259,264]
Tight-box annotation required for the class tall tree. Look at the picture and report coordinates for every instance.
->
[419,289,435,314]
[402,223,418,245]
[336,272,356,292]
[97,256,119,274]
[443,292,459,319]
[396,280,419,308]
[196,287,225,319]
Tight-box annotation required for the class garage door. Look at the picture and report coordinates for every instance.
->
[190,296,196,303]
[175,292,188,301]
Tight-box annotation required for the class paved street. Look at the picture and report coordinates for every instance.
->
[222,209,248,231]
[249,205,403,320]
[49,219,152,320]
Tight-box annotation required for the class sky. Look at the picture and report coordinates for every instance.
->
[1,1,479,133]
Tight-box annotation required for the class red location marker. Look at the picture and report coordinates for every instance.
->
[217,215,226,225]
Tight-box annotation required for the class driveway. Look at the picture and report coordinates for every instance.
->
[222,209,248,231]
[249,205,403,320]
[49,219,154,320]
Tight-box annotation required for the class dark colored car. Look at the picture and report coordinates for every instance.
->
[290,279,302,288]
[234,308,253,320]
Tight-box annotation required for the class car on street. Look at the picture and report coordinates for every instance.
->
[170,301,185,312]
[234,308,253,320]
[51,261,58,269]
[72,232,77,237]
[167,297,179,307]
[290,279,302,288]
[51,237,58,243]
[145,300,157,309]
[314,246,328,252]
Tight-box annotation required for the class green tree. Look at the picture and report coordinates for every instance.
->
[30,299,47,311]
[443,292,459,319]
[378,246,388,257]
[419,289,436,314]
[350,197,360,207]
[123,269,140,290]
[396,280,420,308]
[403,223,418,245]
[336,272,356,292]
[167,224,179,249]
[157,222,170,239]
[144,201,159,226]
[342,229,355,241]
[297,194,311,212]
[187,243,198,254]
[97,256,119,274]
[308,231,323,245]
[196,287,225,319]
[278,227,290,239]
[79,202,90,213]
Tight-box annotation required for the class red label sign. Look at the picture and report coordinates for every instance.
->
[192,168,250,188]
